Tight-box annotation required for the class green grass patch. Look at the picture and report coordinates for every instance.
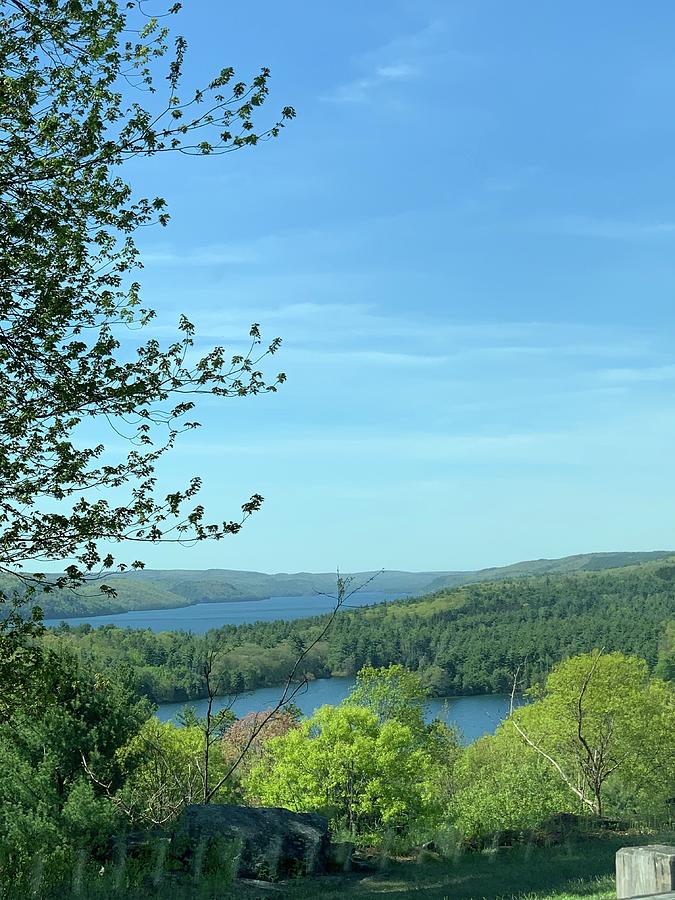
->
[382,587,472,619]
[276,831,671,900]
[13,830,671,899]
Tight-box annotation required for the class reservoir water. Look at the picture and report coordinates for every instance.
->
[156,677,524,744]
[46,594,524,743]
[44,590,403,634]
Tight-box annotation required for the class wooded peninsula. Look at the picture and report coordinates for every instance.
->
[46,555,675,703]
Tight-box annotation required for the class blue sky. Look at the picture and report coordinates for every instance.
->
[123,0,675,573]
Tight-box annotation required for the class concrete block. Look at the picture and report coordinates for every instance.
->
[629,895,675,900]
[616,845,675,899]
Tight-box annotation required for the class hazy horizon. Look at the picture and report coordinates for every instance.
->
[37,547,675,577]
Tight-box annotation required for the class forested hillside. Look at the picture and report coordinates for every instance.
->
[31,569,447,618]
[34,549,675,618]
[425,549,675,591]
[49,557,675,702]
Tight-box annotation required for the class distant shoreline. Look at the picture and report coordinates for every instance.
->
[35,550,675,622]
[41,592,322,622]
[42,590,397,626]
[43,594,272,628]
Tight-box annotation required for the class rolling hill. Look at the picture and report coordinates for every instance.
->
[424,550,675,592]
[47,554,675,702]
[23,549,675,618]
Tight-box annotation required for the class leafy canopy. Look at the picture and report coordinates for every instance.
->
[0,0,293,701]
[451,726,576,840]
[0,646,151,892]
[510,651,675,818]
[1,0,293,589]
[244,667,459,845]
[116,716,236,827]
[350,663,430,732]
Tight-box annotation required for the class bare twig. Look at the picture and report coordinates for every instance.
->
[202,568,381,803]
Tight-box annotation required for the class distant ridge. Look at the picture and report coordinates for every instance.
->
[31,549,675,619]
[424,550,675,592]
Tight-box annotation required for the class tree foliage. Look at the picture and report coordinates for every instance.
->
[0,0,293,710]
[451,652,675,838]
[451,727,576,840]
[349,663,430,732]
[221,706,301,779]
[47,563,675,704]
[510,651,675,818]
[115,716,236,827]
[244,667,459,845]
[0,646,151,893]
[655,620,675,681]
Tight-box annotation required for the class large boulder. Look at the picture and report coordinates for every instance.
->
[171,804,331,881]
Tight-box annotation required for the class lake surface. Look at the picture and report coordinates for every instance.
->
[44,590,403,634]
[46,593,523,742]
[156,677,524,744]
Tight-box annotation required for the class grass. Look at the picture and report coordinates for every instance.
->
[266,830,672,900]
[363,588,471,621]
[15,830,672,900]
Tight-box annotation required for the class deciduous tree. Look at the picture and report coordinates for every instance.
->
[245,668,459,845]
[509,651,675,817]
[0,0,294,701]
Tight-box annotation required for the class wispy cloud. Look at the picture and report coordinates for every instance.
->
[171,416,675,468]
[542,216,675,240]
[323,61,420,104]
[598,364,675,384]
[142,243,261,266]
[171,428,574,464]
[321,20,459,104]
[291,348,451,367]
[153,301,650,358]
[141,303,657,426]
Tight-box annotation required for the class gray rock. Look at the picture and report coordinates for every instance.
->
[616,845,675,899]
[327,840,354,872]
[171,804,331,881]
